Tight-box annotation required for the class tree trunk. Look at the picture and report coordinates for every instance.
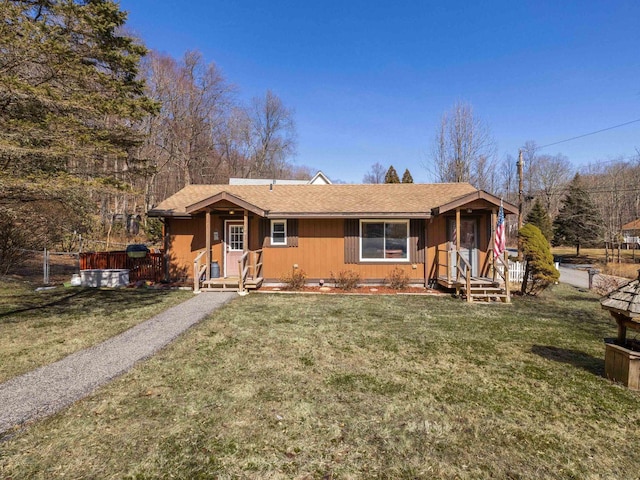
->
[521,261,530,294]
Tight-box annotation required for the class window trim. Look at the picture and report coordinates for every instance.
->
[359,219,410,262]
[270,219,287,246]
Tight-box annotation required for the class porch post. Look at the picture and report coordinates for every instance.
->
[205,209,211,280]
[243,209,248,252]
[455,208,461,252]
[491,208,497,281]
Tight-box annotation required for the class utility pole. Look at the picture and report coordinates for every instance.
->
[517,149,524,230]
[516,149,524,261]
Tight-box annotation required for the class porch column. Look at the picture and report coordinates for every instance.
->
[243,209,248,252]
[455,208,461,252]
[491,208,497,250]
[491,208,497,281]
[205,209,211,279]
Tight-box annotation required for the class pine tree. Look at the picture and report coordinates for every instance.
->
[525,198,553,242]
[520,224,559,295]
[1,0,156,176]
[385,165,400,183]
[0,0,155,264]
[401,168,414,183]
[553,174,603,256]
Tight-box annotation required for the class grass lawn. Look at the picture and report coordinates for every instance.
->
[0,281,192,383]
[1,286,639,479]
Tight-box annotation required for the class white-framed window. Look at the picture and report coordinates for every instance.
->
[271,219,287,245]
[359,220,409,261]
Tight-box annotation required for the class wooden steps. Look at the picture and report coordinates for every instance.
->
[201,276,263,292]
[437,275,510,303]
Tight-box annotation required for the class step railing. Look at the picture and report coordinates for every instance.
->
[455,251,473,303]
[238,251,250,294]
[193,250,207,293]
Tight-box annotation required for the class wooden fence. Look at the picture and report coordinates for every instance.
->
[79,251,165,283]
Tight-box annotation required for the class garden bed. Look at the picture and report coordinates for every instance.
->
[260,285,442,295]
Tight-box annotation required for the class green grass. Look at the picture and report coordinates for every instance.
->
[1,286,639,479]
[0,281,192,383]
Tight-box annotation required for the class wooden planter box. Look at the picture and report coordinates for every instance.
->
[604,339,640,390]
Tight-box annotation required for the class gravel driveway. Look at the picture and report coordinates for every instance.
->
[0,292,235,436]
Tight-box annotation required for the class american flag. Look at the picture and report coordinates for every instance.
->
[495,203,506,257]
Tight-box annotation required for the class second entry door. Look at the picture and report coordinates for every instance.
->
[449,218,478,277]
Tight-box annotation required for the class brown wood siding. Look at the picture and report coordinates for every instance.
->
[167,212,494,284]
[167,215,234,280]
[287,219,299,247]
[344,219,359,264]
[259,218,270,247]
[410,219,426,263]
[262,219,424,282]
[424,213,492,282]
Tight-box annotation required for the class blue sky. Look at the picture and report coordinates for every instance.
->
[120,0,640,183]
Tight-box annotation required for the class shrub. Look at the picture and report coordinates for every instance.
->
[330,270,361,290]
[593,275,623,297]
[280,269,306,290]
[519,224,559,295]
[385,267,410,290]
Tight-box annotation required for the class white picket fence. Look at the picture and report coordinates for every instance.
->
[508,261,525,283]
[505,261,560,283]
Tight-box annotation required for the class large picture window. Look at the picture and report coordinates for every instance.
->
[360,220,409,261]
[271,220,287,245]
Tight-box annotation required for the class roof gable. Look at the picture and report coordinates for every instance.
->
[432,191,518,216]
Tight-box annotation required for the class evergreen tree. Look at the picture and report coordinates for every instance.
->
[0,0,155,266]
[385,165,400,183]
[519,224,559,295]
[0,0,156,177]
[401,168,414,183]
[553,174,603,256]
[525,198,553,242]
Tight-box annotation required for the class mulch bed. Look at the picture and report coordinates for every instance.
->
[259,285,443,295]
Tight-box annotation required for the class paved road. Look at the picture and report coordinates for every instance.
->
[0,292,235,436]
[558,265,590,289]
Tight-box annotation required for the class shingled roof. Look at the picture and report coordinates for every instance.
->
[622,219,640,231]
[148,183,492,219]
[601,270,640,318]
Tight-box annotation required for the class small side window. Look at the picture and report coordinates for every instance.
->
[271,220,287,245]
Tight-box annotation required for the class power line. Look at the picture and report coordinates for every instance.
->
[578,153,640,170]
[514,186,640,198]
[537,118,640,151]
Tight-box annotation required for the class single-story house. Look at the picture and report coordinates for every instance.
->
[148,182,517,299]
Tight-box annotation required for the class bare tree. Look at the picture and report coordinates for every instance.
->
[536,153,572,216]
[498,153,518,203]
[247,90,297,179]
[363,162,386,183]
[137,50,234,208]
[429,101,496,189]
[581,157,640,243]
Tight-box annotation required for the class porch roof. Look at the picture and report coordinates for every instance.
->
[149,182,510,219]
[431,190,518,216]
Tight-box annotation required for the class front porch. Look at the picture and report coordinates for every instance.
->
[193,248,264,293]
[435,246,511,302]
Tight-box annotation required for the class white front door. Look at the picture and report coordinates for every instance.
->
[224,221,244,277]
